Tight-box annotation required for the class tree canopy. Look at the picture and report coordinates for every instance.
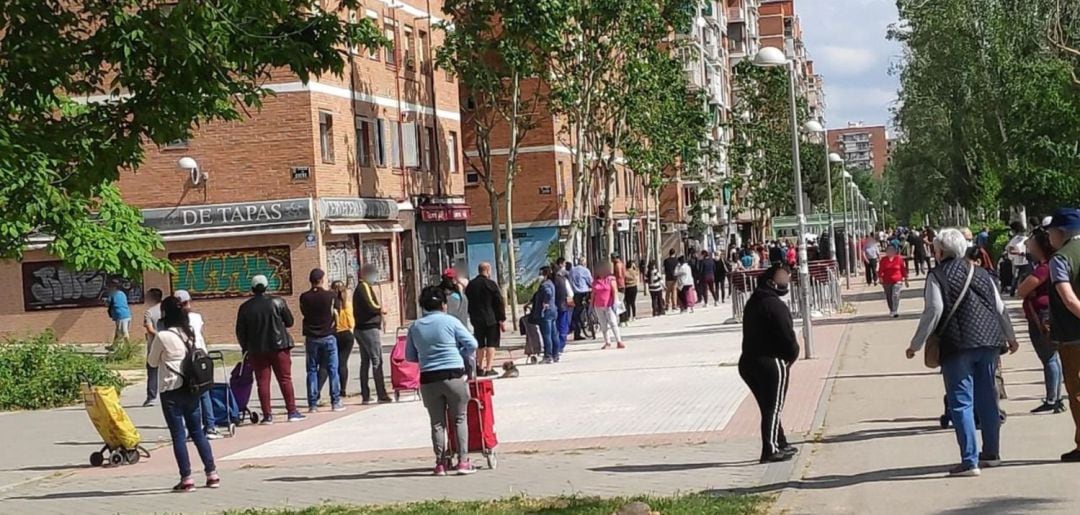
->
[0,0,384,279]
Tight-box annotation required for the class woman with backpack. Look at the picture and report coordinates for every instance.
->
[148,296,220,492]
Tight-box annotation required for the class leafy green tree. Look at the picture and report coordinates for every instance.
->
[547,0,694,261]
[438,0,566,314]
[0,0,384,279]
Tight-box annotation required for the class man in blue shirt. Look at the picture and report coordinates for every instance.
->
[569,258,593,341]
[105,282,132,342]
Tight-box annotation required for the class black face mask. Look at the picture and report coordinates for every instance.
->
[770,280,790,296]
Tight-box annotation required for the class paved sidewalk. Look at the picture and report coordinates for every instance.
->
[1,296,848,514]
[771,277,1080,514]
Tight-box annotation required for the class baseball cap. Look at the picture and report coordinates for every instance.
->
[1046,208,1080,230]
[442,267,457,279]
[251,275,269,289]
[175,290,192,303]
[309,268,326,283]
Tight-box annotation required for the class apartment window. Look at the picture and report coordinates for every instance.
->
[367,12,379,60]
[163,139,189,150]
[348,10,359,54]
[403,25,415,70]
[402,121,419,168]
[448,131,459,173]
[384,20,397,66]
[418,30,428,72]
[375,118,387,166]
[423,127,434,170]
[389,120,402,168]
[355,117,373,167]
[319,111,334,164]
[557,161,566,196]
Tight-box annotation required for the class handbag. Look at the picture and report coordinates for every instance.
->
[924,264,974,368]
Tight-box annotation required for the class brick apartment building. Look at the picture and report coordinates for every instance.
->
[0,0,466,344]
[827,122,889,178]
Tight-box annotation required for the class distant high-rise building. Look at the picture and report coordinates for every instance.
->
[827,122,889,178]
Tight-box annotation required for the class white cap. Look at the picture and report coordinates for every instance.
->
[251,275,269,289]
[1043,216,1053,228]
[175,290,192,303]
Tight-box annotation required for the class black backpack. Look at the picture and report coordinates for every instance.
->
[171,329,214,394]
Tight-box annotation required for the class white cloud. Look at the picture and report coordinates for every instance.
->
[819,46,879,76]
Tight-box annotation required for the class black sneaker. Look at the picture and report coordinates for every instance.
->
[780,445,799,456]
[1061,449,1080,462]
[1054,401,1068,414]
[978,452,1001,468]
[1031,402,1056,414]
[760,451,794,464]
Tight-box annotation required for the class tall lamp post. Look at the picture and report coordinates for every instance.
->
[802,120,842,260]
[869,201,876,232]
[840,169,852,288]
[752,46,814,360]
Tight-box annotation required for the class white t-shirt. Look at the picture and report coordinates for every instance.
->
[156,311,206,347]
[1006,234,1028,267]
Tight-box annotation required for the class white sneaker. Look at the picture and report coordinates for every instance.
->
[205,431,223,440]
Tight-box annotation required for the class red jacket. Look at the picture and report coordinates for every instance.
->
[877,255,908,285]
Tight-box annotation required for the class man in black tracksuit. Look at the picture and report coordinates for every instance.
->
[738,264,800,463]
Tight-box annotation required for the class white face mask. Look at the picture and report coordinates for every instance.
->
[365,274,378,283]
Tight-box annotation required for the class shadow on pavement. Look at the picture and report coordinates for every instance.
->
[267,467,432,482]
[818,425,942,444]
[53,441,103,447]
[706,460,1058,495]
[9,464,87,472]
[829,371,938,380]
[936,496,1062,514]
[589,460,759,473]
[860,416,940,424]
[843,289,924,304]
[815,313,922,326]
[8,488,163,501]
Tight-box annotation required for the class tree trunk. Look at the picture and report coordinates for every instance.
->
[652,187,662,263]
[489,190,503,285]
[566,119,588,260]
[504,72,522,320]
[603,163,615,262]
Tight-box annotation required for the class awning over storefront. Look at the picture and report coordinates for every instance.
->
[326,221,404,235]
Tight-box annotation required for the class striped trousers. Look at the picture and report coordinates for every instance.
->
[739,354,791,458]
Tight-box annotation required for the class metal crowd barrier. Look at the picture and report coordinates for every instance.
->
[728,260,843,323]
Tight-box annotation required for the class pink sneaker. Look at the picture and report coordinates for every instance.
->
[433,460,448,477]
[616,342,626,349]
[455,458,477,475]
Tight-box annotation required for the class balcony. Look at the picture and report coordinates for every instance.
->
[705,39,722,63]
[728,6,744,23]
[703,1,718,21]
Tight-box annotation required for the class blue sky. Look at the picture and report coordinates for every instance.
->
[796,0,902,131]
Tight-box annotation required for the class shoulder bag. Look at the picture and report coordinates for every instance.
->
[924,263,974,368]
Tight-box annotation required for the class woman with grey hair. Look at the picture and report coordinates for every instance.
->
[907,228,1018,477]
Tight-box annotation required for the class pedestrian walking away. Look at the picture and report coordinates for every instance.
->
[647,261,665,317]
[863,237,881,286]
[353,264,392,404]
[592,263,624,350]
[554,259,574,351]
[1045,208,1080,462]
[663,249,680,312]
[465,262,506,377]
[105,281,132,342]
[148,296,220,492]
[738,264,800,463]
[907,228,1018,477]
[173,290,220,440]
[1016,229,1064,414]
[878,244,909,317]
[676,257,695,313]
[699,250,717,306]
[405,286,479,476]
[300,268,344,413]
[142,288,164,407]
[1006,221,1031,295]
[318,281,355,398]
[716,252,731,304]
[235,274,305,424]
[569,257,593,340]
[622,261,640,322]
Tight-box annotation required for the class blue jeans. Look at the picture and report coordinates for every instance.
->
[199,390,215,432]
[160,390,216,479]
[1029,319,1062,403]
[941,347,1001,467]
[556,310,571,353]
[306,335,340,408]
[539,315,558,359]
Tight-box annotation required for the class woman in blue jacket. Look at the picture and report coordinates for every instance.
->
[533,266,559,364]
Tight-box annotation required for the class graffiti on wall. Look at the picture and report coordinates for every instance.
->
[22,262,143,311]
[169,246,292,299]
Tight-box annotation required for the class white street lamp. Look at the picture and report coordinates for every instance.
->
[803,120,836,261]
[840,169,853,288]
[753,46,815,360]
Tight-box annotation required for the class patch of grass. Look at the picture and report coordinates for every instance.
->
[0,330,125,410]
[104,342,243,371]
[226,493,767,515]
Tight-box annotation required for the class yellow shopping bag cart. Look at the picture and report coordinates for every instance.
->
[79,374,149,466]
